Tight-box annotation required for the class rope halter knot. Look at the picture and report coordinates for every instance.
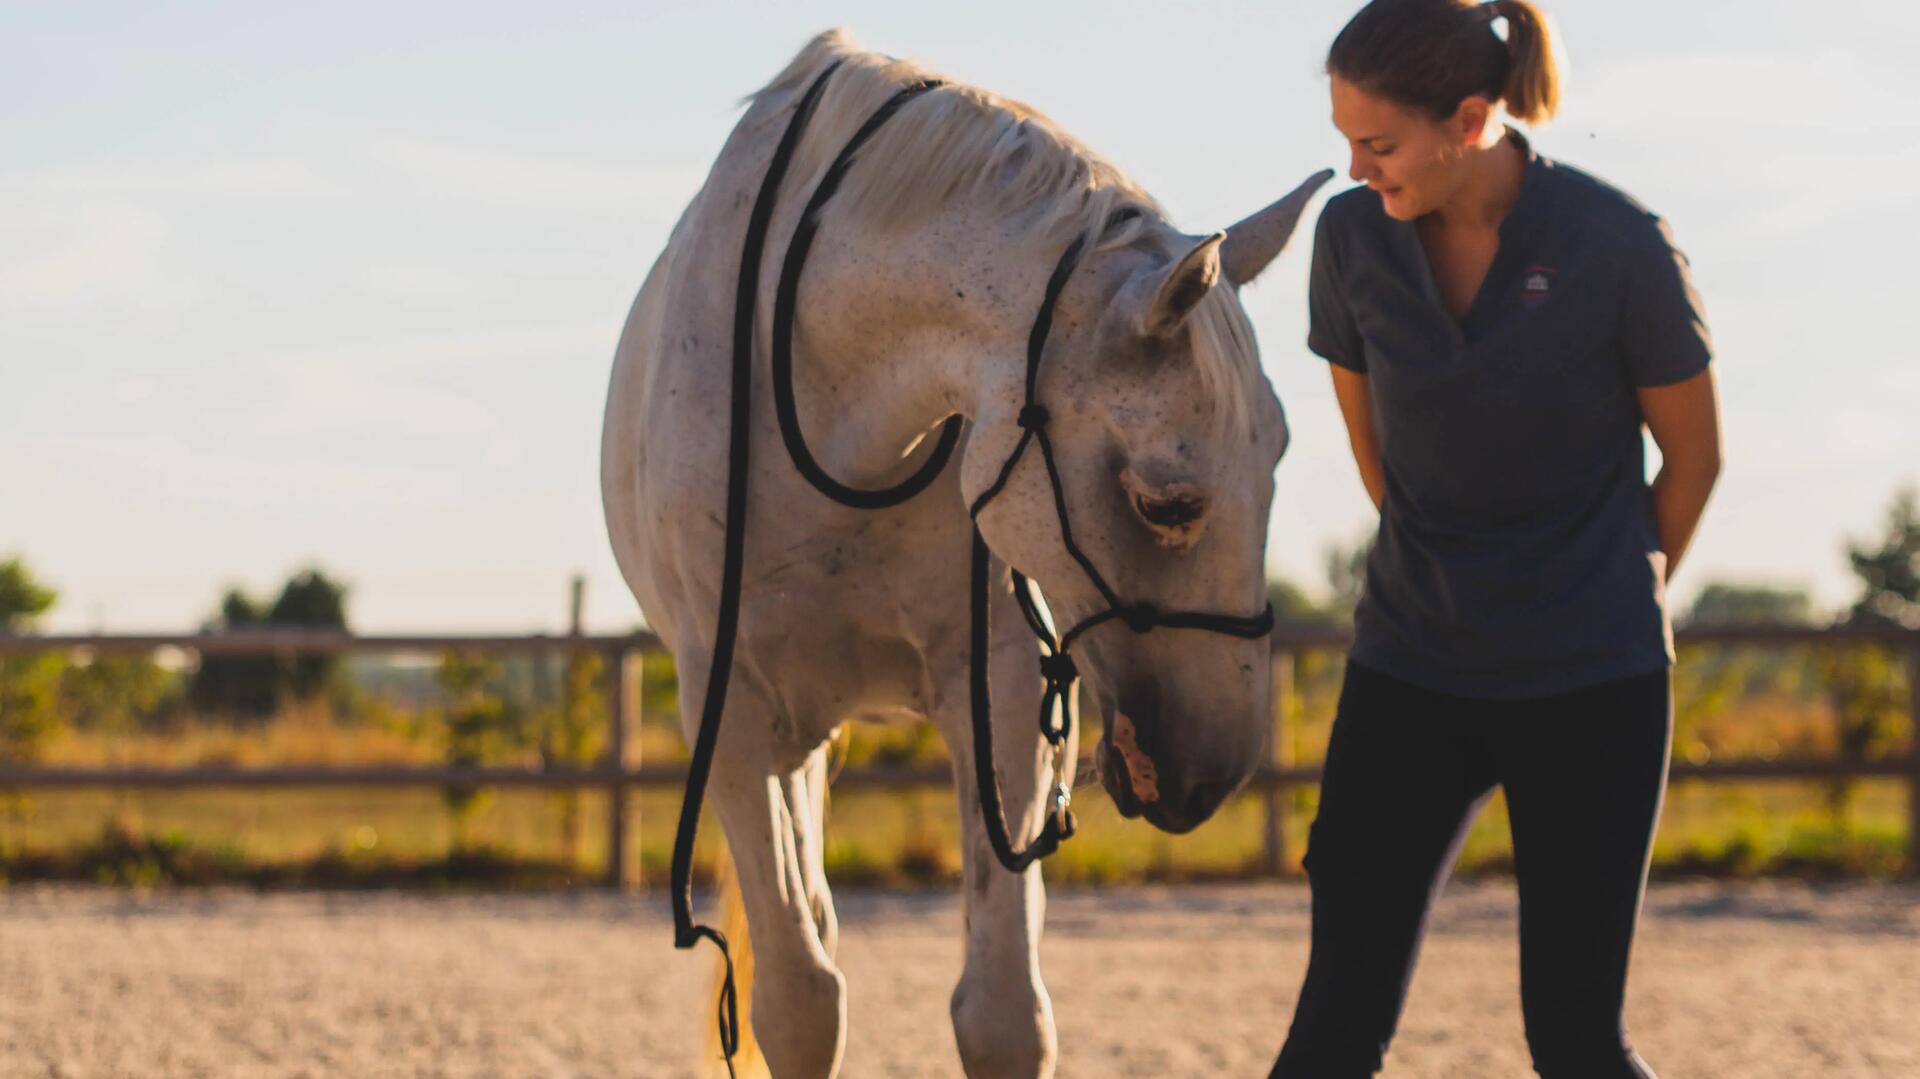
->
[1037,650,1078,686]
[1035,650,1078,746]
[1016,403,1051,431]
[1120,604,1159,634]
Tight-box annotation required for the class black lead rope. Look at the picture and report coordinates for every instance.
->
[670,60,1274,1074]
[772,74,961,509]
[666,59,848,1079]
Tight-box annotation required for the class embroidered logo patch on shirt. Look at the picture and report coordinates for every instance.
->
[1520,265,1556,308]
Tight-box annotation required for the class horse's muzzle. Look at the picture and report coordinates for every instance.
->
[1096,717,1240,835]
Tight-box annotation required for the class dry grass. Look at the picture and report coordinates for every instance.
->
[6,674,1912,886]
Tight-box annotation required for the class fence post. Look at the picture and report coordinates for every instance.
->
[605,645,643,890]
[1262,648,1298,876]
[1907,639,1920,880]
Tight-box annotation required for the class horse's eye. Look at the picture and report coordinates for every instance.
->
[1120,467,1211,548]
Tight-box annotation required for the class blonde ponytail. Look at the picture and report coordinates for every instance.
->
[1492,0,1561,123]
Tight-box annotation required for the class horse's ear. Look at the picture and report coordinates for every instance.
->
[1129,232,1225,338]
[1220,168,1336,286]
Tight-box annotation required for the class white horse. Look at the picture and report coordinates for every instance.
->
[603,30,1327,1078]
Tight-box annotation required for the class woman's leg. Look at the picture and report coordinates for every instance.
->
[1499,668,1671,1079]
[1270,662,1497,1079]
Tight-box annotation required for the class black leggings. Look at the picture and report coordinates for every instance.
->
[1270,661,1671,1079]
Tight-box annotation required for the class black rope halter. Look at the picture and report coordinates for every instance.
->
[668,59,1274,1075]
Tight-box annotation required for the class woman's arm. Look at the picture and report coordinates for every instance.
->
[1330,364,1385,512]
[1637,366,1722,579]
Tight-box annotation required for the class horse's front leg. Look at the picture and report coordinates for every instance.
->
[784,743,838,957]
[935,596,1064,1079]
[687,663,847,1078]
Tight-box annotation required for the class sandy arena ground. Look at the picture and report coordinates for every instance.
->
[3,881,1916,1078]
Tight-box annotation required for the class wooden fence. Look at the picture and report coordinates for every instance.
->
[2,624,1917,883]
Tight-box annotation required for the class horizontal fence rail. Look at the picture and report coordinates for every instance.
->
[5,623,1912,653]
[0,631,657,655]
[2,624,1917,881]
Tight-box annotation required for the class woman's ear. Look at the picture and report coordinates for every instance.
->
[1455,94,1495,144]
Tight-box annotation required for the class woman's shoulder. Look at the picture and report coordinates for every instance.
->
[1534,154,1674,251]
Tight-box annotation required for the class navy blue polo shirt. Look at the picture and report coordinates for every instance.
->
[1307,132,1713,699]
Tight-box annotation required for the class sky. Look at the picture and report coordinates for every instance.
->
[3,0,1916,633]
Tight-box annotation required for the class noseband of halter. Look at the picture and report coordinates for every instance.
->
[669,58,1274,1076]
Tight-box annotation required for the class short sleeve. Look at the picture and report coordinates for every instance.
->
[1306,206,1366,373]
[1620,217,1713,387]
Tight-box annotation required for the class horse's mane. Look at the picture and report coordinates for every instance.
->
[749,30,1154,251]
[747,29,1260,442]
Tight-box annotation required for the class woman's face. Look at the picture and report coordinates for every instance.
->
[1330,75,1480,221]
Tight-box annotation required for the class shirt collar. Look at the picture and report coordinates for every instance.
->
[1500,125,1547,239]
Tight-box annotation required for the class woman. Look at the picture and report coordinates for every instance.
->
[1272,2,1721,1077]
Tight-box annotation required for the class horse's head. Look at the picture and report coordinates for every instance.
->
[967,171,1332,834]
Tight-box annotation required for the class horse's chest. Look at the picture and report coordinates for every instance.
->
[744,507,969,637]
[734,501,971,729]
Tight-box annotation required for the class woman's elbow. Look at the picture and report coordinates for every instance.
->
[1672,442,1722,489]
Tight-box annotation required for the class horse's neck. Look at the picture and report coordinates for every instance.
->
[778,205,1037,489]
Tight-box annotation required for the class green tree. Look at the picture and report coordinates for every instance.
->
[58,655,179,733]
[268,569,350,699]
[1846,486,1920,630]
[189,567,350,721]
[436,651,534,853]
[0,557,62,765]
[1820,486,1920,832]
[188,589,279,718]
[539,650,606,864]
[1683,582,1816,628]
[0,558,57,627]
[1677,580,1819,710]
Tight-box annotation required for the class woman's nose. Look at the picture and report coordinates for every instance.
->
[1348,151,1372,183]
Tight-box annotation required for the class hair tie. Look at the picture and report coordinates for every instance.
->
[1481,0,1510,38]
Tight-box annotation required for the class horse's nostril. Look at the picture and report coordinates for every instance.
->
[1133,492,1204,528]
